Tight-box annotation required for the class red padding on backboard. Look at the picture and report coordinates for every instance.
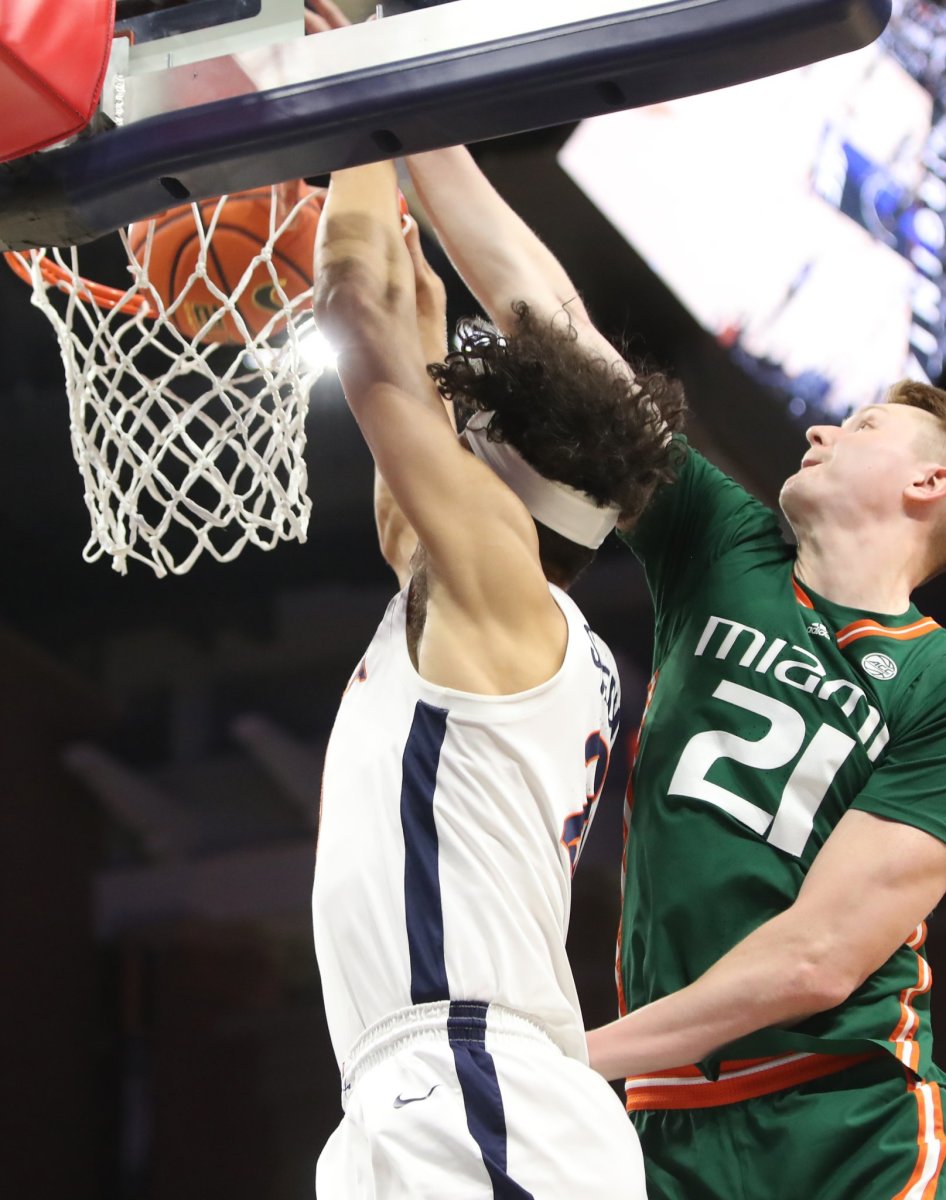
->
[0,0,116,163]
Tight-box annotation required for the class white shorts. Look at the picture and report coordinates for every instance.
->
[316,1000,646,1199]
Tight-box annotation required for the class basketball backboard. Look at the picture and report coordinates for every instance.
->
[0,0,891,250]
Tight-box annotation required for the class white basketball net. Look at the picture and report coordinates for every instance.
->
[8,185,330,577]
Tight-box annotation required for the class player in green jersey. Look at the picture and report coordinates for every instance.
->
[360,136,946,1197]
[583,384,946,1198]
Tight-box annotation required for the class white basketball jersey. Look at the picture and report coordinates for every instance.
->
[312,583,621,1066]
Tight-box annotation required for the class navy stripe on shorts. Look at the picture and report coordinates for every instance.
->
[449,1002,535,1200]
[399,702,535,1198]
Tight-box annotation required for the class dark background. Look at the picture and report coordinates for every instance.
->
[4,9,946,1200]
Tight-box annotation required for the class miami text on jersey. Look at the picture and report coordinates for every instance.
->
[693,614,890,762]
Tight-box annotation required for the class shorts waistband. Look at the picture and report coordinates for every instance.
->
[341,1000,558,1107]
[625,1050,882,1111]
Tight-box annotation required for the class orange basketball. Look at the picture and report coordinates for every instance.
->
[128,180,325,345]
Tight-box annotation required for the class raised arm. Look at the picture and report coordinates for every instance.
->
[305,2,632,365]
[314,161,564,691]
[586,808,946,1081]
[374,215,451,588]
[405,146,624,363]
[406,147,586,325]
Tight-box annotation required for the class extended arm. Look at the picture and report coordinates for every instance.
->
[304,3,630,360]
[587,808,946,1081]
[304,0,586,329]
[374,216,451,587]
[406,146,625,366]
[314,161,479,554]
[406,146,587,327]
[314,162,564,689]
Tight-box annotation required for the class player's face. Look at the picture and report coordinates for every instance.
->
[779,403,944,532]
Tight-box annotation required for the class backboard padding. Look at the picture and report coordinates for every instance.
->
[0,0,892,250]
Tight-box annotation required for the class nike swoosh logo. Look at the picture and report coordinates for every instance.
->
[393,1085,440,1109]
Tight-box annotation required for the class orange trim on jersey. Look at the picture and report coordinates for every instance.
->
[835,617,940,649]
[616,786,633,1018]
[891,952,933,1075]
[615,914,628,1017]
[792,576,942,649]
[892,1080,946,1200]
[792,577,815,609]
[625,673,656,814]
[616,672,658,1020]
[622,769,632,809]
[624,1050,878,1111]
[908,923,929,952]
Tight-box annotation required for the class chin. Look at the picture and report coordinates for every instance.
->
[778,472,808,525]
[779,470,800,501]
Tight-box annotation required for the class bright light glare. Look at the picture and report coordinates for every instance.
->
[298,324,338,376]
[241,320,338,385]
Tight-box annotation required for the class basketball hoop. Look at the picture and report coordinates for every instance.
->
[3,183,330,577]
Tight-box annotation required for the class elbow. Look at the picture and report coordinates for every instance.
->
[782,950,859,1018]
[312,264,368,328]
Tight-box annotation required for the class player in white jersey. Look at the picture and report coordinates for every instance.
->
[310,160,684,1197]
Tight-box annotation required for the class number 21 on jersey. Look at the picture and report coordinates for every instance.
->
[667,680,856,857]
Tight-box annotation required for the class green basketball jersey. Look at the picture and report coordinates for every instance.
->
[618,439,946,1106]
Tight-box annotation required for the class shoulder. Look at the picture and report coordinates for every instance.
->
[894,626,946,708]
[550,587,621,724]
[871,626,946,748]
[624,437,781,544]
[619,438,787,619]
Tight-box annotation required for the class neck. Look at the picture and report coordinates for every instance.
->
[793,524,919,615]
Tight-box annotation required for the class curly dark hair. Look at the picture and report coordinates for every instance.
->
[427,302,687,528]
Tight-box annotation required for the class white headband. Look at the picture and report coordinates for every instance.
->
[464,411,621,550]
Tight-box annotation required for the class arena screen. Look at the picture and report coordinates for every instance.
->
[559,0,946,423]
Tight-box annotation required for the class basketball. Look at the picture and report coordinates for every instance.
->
[128,180,325,345]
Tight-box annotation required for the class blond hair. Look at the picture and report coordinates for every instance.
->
[886,379,946,580]
[886,378,946,438]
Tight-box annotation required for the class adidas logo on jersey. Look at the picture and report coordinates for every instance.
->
[807,622,829,638]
